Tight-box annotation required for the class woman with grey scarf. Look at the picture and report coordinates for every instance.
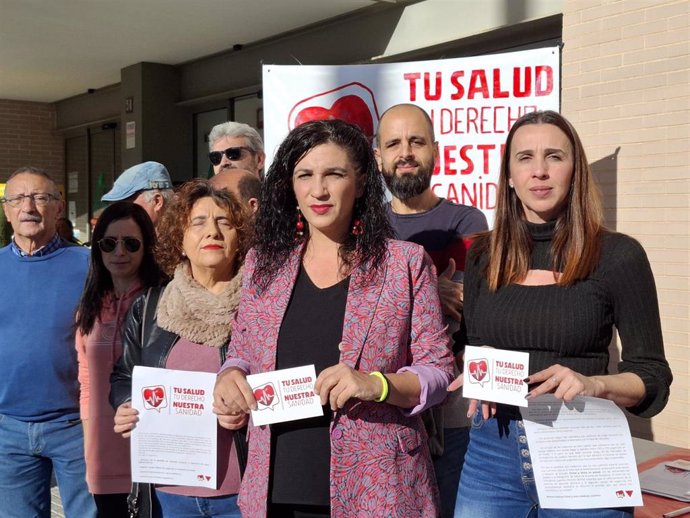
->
[110,179,251,518]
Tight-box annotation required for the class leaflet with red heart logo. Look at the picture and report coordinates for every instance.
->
[462,345,529,406]
[130,366,217,488]
[521,394,642,509]
[246,365,323,426]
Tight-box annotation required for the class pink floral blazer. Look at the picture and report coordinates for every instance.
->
[225,239,453,517]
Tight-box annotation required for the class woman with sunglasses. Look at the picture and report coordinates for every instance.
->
[75,201,163,518]
[110,180,251,518]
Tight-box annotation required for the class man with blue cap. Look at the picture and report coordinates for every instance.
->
[101,161,173,226]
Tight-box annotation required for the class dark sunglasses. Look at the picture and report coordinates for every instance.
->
[208,146,253,166]
[97,237,142,253]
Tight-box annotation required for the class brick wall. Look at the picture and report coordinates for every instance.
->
[562,0,689,447]
[0,100,64,182]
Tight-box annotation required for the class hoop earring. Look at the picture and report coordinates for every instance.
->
[295,208,304,239]
[351,218,363,236]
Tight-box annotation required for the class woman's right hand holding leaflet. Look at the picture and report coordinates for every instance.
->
[213,368,256,430]
[113,402,139,438]
[447,376,497,420]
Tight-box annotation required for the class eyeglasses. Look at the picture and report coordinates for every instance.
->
[97,237,142,253]
[208,146,253,166]
[0,193,59,207]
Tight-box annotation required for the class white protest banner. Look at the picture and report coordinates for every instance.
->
[263,47,560,226]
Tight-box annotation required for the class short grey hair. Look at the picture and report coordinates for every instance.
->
[141,188,174,205]
[208,122,264,154]
[6,166,61,197]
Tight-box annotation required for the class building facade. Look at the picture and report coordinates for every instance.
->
[1,0,687,447]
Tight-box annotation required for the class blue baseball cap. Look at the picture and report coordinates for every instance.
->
[102,161,172,202]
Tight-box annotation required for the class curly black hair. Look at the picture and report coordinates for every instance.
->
[252,119,392,290]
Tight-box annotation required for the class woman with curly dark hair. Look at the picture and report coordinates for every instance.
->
[213,119,454,518]
[110,180,251,518]
[75,201,162,518]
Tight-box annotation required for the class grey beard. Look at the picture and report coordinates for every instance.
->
[383,167,432,201]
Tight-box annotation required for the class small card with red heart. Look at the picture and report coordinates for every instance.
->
[246,365,323,426]
[462,345,529,406]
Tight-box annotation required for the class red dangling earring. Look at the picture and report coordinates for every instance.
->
[351,218,363,236]
[295,208,304,239]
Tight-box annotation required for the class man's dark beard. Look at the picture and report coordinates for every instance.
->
[382,162,433,201]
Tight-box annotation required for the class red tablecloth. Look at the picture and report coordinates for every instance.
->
[635,449,690,518]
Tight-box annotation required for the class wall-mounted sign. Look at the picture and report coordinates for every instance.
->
[126,121,136,150]
[68,171,78,193]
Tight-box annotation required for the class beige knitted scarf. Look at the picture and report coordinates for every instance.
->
[157,263,243,348]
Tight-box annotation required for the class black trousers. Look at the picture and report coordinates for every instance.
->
[94,492,129,518]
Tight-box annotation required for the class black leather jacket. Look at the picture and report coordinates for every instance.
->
[109,287,178,409]
[109,286,228,409]
[109,286,243,518]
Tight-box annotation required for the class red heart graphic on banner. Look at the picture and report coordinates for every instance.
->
[143,387,164,408]
[625,490,633,497]
[469,360,488,382]
[253,383,275,407]
[294,95,374,137]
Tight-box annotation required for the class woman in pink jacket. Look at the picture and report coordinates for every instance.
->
[75,201,163,517]
[213,119,454,518]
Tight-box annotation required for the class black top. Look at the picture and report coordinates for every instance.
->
[463,220,672,418]
[270,265,350,506]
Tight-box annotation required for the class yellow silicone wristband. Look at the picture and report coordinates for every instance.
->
[369,371,389,403]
